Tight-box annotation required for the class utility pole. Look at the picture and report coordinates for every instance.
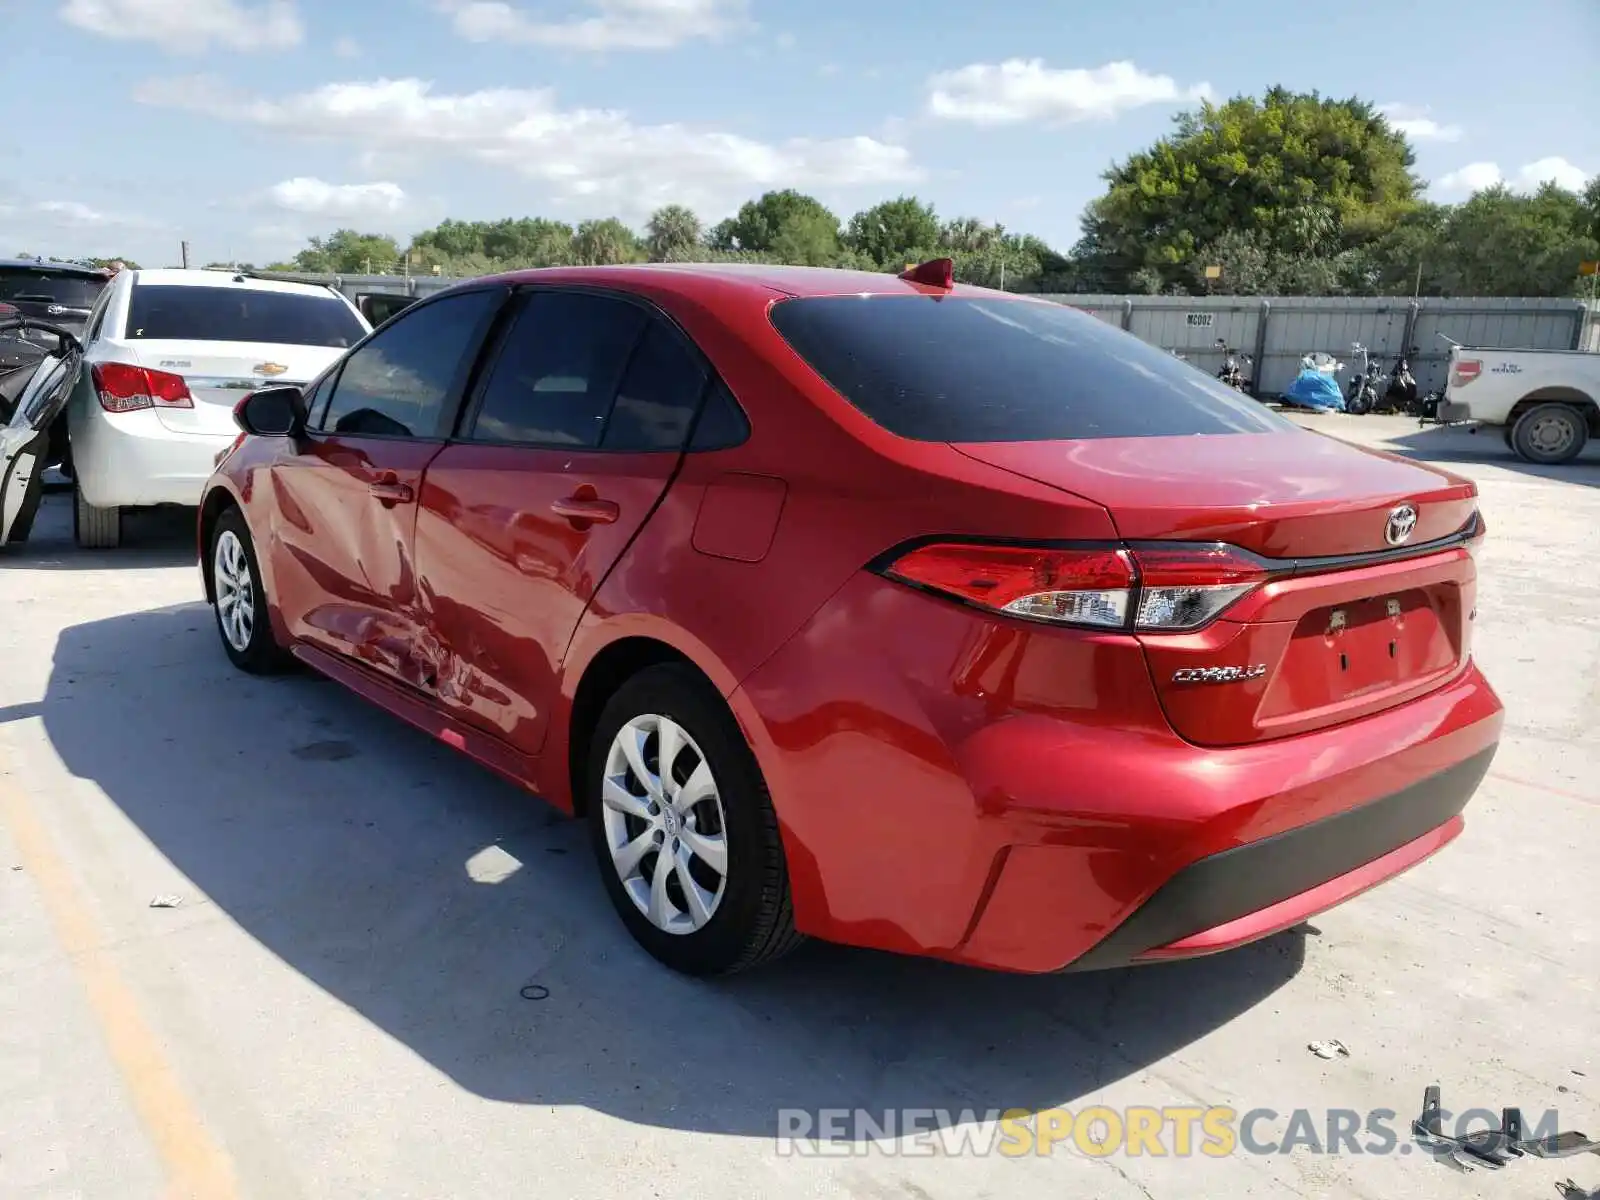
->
[180,240,191,269]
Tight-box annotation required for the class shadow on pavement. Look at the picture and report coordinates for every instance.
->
[33,602,1307,1138]
[0,492,198,571]
[1381,424,1600,487]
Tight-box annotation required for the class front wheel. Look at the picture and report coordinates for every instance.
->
[586,663,802,976]
[209,507,294,674]
[1509,403,1589,464]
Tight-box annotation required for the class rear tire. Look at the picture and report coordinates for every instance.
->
[585,663,802,976]
[209,507,294,674]
[1509,403,1588,464]
[72,483,121,549]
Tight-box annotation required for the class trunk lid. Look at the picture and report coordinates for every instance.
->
[954,431,1482,746]
[124,341,345,435]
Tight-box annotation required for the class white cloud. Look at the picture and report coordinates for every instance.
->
[926,59,1211,125]
[1434,156,1591,196]
[1518,155,1591,191]
[436,0,748,51]
[59,0,302,53]
[267,178,407,217]
[135,76,921,219]
[1436,161,1505,193]
[35,200,110,226]
[1378,103,1463,142]
[333,35,361,58]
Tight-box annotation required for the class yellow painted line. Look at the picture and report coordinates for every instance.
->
[0,765,240,1200]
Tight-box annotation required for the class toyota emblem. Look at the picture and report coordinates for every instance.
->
[1385,504,1418,546]
[46,304,66,315]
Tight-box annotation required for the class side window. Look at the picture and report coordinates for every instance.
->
[688,380,750,451]
[82,284,114,344]
[602,321,707,452]
[19,357,71,425]
[467,291,645,447]
[302,367,338,431]
[320,289,502,438]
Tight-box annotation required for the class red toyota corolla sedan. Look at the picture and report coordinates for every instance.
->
[198,260,1503,977]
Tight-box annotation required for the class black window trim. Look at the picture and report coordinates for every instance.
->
[450,282,749,455]
[81,282,115,345]
[305,282,513,443]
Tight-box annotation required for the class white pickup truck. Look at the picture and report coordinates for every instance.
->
[1437,344,1600,464]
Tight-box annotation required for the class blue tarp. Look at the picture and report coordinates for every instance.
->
[1281,368,1347,411]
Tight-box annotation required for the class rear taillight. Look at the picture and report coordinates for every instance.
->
[0,302,17,318]
[877,541,1270,632]
[92,361,193,412]
[1127,543,1270,630]
[1451,359,1482,387]
[882,543,1135,628]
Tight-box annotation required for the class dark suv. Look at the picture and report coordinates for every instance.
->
[0,257,108,329]
[0,258,110,459]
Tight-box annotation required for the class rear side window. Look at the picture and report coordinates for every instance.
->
[0,267,105,309]
[603,321,707,452]
[468,291,647,447]
[126,284,367,348]
[769,296,1296,441]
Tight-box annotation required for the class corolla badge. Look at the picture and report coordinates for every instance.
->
[1171,665,1268,685]
[1385,503,1418,546]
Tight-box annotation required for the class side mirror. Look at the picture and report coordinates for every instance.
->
[235,384,305,438]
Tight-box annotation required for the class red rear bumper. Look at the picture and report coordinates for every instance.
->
[731,571,1503,974]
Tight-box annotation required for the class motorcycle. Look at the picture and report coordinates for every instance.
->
[1213,337,1253,392]
[1345,342,1382,415]
[1378,346,1420,415]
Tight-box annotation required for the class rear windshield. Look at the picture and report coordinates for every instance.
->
[0,266,106,308]
[768,295,1295,441]
[125,284,367,348]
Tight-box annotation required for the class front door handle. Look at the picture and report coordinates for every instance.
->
[552,490,619,527]
[369,474,414,505]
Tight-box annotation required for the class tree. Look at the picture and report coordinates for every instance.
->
[645,205,703,261]
[1581,176,1600,245]
[77,255,143,270]
[408,218,575,270]
[1427,184,1599,297]
[571,217,642,266]
[292,229,402,273]
[710,189,842,266]
[844,197,940,270]
[1080,87,1421,292]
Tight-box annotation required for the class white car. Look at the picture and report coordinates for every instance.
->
[30,269,368,547]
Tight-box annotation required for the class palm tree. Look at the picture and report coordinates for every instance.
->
[645,205,704,262]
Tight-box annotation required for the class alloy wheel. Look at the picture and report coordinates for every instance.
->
[214,529,256,653]
[600,713,729,935]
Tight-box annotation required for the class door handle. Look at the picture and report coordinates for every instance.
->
[369,475,414,505]
[551,492,619,526]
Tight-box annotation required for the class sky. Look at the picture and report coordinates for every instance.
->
[2,0,1597,268]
